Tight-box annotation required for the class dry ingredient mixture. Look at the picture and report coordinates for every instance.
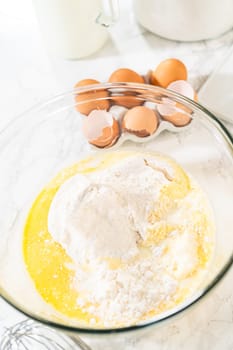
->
[23,151,215,328]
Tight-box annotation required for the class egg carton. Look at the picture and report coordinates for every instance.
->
[86,102,193,150]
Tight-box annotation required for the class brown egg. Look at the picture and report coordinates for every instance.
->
[74,79,110,115]
[111,95,143,109]
[82,110,120,148]
[109,68,144,108]
[150,59,188,88]
[108,68,144,84]
[157,103,192,127]
[122,106,158,137]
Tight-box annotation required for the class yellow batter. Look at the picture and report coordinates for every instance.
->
[23,151,214,327]
[23,152,134,324]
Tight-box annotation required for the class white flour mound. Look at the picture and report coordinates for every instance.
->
[76,252,178,327]
[48,153,214,327]
[48,155,172,263]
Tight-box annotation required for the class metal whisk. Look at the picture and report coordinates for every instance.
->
[0,319,92,350]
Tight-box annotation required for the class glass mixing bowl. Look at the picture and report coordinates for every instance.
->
[0,83,233,343]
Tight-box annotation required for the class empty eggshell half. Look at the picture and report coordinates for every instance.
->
[157,102,192,127]
[82,110,120,148]
[122,106,159,137]
[167,80,197,114]
[167,80,195,99]
[74,79,110,115]
[160,111,192,127]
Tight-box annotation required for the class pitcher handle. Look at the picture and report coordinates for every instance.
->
[96,0,119,27]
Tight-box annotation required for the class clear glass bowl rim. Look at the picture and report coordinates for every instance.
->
[0,82,233,334]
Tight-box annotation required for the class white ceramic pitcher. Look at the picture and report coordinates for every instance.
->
[33,0,119,59]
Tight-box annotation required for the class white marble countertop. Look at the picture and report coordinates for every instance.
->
[0,1,233,349]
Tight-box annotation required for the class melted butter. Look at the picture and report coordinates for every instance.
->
[23,151,134,324]
[23,166,89,321]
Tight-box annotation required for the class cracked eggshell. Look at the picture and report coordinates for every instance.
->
[167,80,197,114]
[74,79,110,115]
[157,103,192,127]
[122,106,159,137]
[82,110,120,148]
[167,80,195,99]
